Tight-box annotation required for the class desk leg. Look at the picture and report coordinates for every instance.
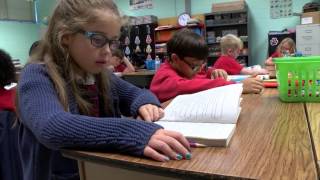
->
[78,161,86,180]
[77,161,178,180]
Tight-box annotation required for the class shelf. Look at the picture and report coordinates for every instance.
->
[205,10,247,16]
[155,24,204,31]
[207,40,248,45]
[207,42,220,45]
[205,9,249,65]
[206,22,247,28]
[155,24,204,45]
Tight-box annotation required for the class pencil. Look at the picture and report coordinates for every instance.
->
[189,142,207,148]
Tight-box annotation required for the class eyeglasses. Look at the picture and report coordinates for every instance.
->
[79,30,119,49]
[181,58,204,72]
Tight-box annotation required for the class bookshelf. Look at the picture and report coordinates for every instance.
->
[154,24,204,60]
[205,9,249,66]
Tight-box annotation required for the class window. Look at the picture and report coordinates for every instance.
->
[0,0,35,22]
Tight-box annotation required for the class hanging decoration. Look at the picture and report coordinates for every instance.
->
[145,24,152,59]
[134,26,141,53]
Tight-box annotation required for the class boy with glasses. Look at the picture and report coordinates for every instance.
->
[150,29,264,102]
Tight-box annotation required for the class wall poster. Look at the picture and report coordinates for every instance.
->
[270,0,293,19]
[130,0,153,10]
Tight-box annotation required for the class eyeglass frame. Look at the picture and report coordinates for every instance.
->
[79,30,120,49]
[180,57,205,72]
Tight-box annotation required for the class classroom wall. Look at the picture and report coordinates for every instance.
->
[1,0,316,65]
[116,0,316,65]
[191,0,316,65]
[115,0,186,18]
[0,21,39,64]
[0,0,56,64]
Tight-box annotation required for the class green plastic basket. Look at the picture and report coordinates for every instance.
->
[274,56,320,102]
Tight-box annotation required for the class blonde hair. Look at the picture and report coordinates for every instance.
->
[21,0,121,116]
[276,37,296,54]
[220,34,243,55]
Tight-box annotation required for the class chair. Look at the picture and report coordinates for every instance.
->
[0,111,22,180]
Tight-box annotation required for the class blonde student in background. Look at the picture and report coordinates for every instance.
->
[16,0,191,179]
[264,37,296,66]
[213,34,268,75]
[107,49,135,73]
[150,29,264,103]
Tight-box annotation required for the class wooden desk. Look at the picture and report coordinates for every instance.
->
[305,103,320,170]
[121,70,155,88]
[63,89,318,179]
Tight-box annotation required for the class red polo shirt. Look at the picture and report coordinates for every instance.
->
[150,61,234,102]
[213,55,243,75]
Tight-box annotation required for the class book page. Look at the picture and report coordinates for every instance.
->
[161,84,243,124]
[155,121,236,147]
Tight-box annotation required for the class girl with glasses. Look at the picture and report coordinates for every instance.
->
[16,0,191,179]
[264,37,296,77]
[264,37,296,66]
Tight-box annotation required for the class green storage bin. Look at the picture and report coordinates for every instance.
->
[274,56,320,102]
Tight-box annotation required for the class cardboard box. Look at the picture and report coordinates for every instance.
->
[212,0,246,13]
[301,11,320,24]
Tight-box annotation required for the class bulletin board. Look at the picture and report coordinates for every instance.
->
[270,0,293,19]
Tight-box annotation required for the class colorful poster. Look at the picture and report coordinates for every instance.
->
[270,0,293,19]
[130,0,153,10]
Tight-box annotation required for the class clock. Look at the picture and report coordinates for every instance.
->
[178,13,191,26]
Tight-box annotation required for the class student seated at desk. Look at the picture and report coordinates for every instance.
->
[16,1,191,179]
[0,49,16,112]
[107,49,135,73]
[213,34,268,75]
[264,37,296,66]
[150,29,264,103]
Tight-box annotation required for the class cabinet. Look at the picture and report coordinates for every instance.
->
[119,23,157,68]
[205,10,249,66]
[296,24,320,56]
[154,24,204,60]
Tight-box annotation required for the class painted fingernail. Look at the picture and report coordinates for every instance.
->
[164,156,170,161]
[185,153,192,160]
[176,154,183,160]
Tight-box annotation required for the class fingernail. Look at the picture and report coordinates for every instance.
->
[185,153,192,160]
[164,156,170,161]
[176,154,183,160]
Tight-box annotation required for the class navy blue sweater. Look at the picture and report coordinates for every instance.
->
[18,64,162,180]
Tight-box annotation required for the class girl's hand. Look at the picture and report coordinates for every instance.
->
[144,129,191,162]
[138,104,164,122]
[265,57,274,66]
[211,69,228,80]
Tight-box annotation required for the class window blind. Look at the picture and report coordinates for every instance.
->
[0,0,34,22]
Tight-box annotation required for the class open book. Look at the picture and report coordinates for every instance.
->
[156,84,243,147]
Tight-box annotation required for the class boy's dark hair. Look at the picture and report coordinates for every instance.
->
[0,49,15,87]
[111,49,124,59]
[167,29,208,61]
